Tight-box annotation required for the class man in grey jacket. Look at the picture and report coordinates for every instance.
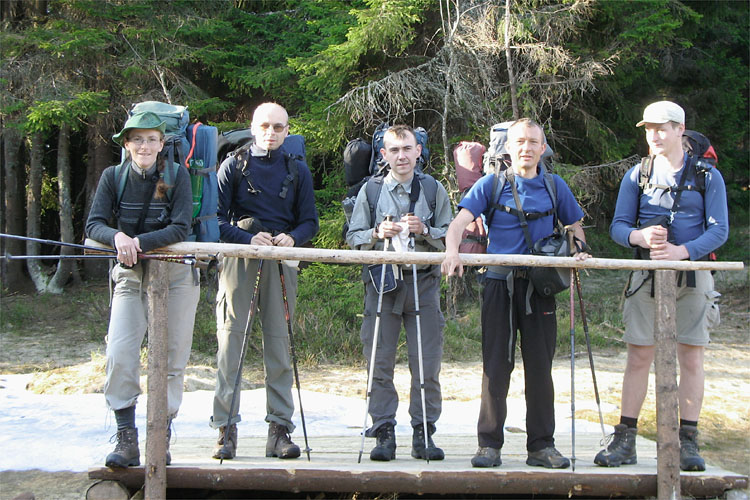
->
[346,125,452,461]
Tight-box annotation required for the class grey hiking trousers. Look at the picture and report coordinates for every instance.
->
[360,267,444,433]
[211,257,298,432]
[104,261,200,417]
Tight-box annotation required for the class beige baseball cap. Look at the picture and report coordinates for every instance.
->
[636,101,685,127]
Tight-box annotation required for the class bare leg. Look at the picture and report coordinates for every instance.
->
[620,344,655,419]
[677,343,705,421]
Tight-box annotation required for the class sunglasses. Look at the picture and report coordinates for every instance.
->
[256,122,288,133]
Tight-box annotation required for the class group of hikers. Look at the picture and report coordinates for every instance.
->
[86,100,728,472]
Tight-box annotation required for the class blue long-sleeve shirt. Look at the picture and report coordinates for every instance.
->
[216,147,318,245]
[609,154,728,260]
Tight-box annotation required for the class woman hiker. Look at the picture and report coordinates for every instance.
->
[86,111,200,467]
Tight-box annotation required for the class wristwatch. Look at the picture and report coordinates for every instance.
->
[421,224,429,236]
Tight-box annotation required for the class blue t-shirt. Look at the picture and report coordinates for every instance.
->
[609,153,728,260]
[459,170,584,255]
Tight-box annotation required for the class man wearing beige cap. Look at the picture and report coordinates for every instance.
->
[596,101,728,471]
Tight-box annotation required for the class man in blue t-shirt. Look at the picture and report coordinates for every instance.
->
[596,101,728,472]
[210,102,319,461]
[442,118,589,469]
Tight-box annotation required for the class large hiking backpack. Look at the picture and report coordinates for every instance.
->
[185,123,219,242]
[117,101,220,242]
[342,124,431,237]
[227,132,308,217]
[639,129,718,197]
[453,141,488,254]
[343,123,431,191]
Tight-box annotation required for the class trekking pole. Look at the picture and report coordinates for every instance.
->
[1,233,118,254]
[277,260,311,461]
[358,215,392,464]
[574,268,607,439]
[0,234,202,265]
[0,252,199,266]
[408,215,430,463]
[569,267,576,472]
[221,258,263,465]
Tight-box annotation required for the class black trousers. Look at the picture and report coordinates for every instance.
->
[477,277,558,452]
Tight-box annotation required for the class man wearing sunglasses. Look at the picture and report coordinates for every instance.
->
[210,102,319,461]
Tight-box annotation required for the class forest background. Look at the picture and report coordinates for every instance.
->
[1,0,748,345]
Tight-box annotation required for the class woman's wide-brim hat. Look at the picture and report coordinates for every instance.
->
[112,112,167,146]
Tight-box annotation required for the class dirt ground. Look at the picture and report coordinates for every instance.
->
[0,272,748,499]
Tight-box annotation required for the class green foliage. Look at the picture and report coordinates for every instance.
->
[294,262,364,363]
[25,91,109,132]
[290,0,432,97]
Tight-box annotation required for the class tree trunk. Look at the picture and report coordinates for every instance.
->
[83,118,111,279]
[504,0,519,119]
[26,131,49,292]
[48,123,80,292]
[1,125,30,292]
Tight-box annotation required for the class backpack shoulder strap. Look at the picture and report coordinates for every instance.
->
[485,170,507,229]
[280,153,301,199]
[163,161,179,202]
[365,175,385,227]
[541,168,559,227]
[415,172,439,225]
[114,161,129,211]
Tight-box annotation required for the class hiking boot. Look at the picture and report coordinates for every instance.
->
[594,424,637,467]
[370,423,396,461]
[471,447,501,468]
[411,423,445,460]
[526,446,571,469]
[679,425,706,472]
[105,427,140,468]
[212,424,237,460]
[266,422,300,459]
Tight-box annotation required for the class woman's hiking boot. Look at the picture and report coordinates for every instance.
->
[212,424,237,460]
[266,422,300,459]
[105,427,140,468]
[370,423,396,461]
[411,423,445,460]
[594,424,637,467]
[679,425,706,471]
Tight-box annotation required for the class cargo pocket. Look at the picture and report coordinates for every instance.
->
[705,290,721,329]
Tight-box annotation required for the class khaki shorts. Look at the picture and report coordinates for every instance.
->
[623,269,720,346]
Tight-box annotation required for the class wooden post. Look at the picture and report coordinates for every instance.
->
[145,259,168,500]
[653,270,680,500]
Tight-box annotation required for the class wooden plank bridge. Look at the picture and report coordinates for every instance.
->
[84,241,747,499]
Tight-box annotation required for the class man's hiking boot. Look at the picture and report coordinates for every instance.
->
[526,446,571,469]
[370,423,396,461]
[106,427,140,468]
[266,422,300,459]
[411,423,445,460]
[679,425,706,471]
[212,424,237,460]
[594,424,637,467]
[471,447,501,468]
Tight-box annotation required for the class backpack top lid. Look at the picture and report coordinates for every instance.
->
[682,130,718,167]
[129,101,189,136]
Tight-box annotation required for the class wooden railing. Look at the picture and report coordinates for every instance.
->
[85,240,743,499]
